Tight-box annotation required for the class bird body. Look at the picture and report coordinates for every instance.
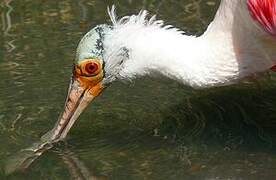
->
[48,0,276,142]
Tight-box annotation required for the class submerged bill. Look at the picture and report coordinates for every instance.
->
[5,127,64,174]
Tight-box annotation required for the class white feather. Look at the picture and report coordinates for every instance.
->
[102,1,276,88]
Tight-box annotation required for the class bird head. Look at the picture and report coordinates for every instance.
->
[50,24,122,141]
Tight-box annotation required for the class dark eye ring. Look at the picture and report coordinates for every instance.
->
[85,62,99,74]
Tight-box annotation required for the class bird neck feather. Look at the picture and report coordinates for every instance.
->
[104,6,262,88]
[104,20,241,88]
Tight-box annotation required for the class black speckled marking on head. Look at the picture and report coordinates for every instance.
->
[92,26,106,57]
[76,24,112,63]
[117,47,130,66]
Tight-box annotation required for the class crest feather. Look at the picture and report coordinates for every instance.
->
[107,5,183,34]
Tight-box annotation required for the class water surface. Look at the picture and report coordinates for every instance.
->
[1,0,276,179]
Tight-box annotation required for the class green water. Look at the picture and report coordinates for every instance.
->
[1,0,276,179]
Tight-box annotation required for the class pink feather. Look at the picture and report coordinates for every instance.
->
[247,0,276,36]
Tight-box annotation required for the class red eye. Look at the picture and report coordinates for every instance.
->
[85,62,99,74]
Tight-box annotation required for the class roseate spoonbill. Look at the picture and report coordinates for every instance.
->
[47,0,276,141]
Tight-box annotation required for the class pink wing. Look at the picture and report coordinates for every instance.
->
[247,0,276,36]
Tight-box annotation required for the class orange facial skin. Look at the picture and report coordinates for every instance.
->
[73,59,104,97]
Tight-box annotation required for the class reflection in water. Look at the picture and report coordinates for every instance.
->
[59,147,107,180]
[6,142,108,179]
[1,0,16,52]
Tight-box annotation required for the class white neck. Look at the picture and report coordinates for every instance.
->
[103,4,276,88]
[105,27,234,88]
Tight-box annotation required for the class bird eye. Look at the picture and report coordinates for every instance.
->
[85,62,99,75]
[74,59,102,77]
